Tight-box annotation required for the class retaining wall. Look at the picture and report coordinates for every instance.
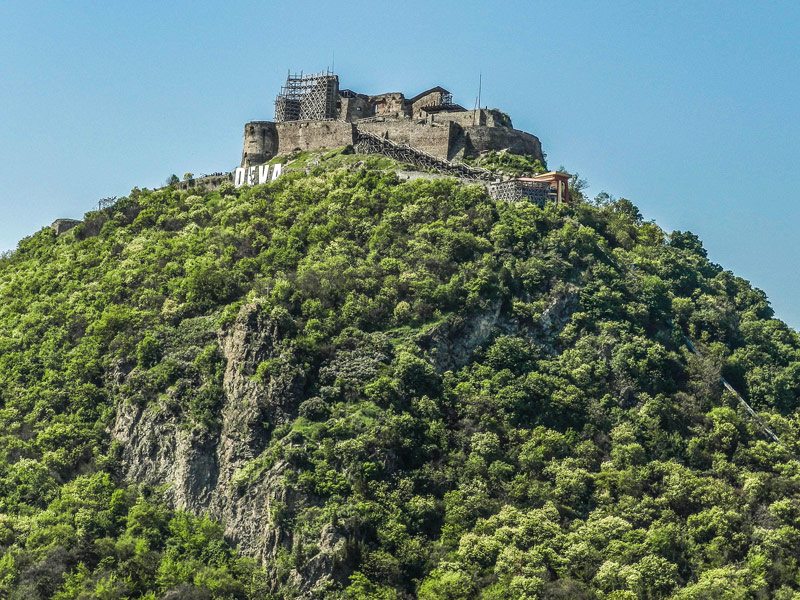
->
[465,126,543,159]
[357,120,456,160]
[275,121,357,156]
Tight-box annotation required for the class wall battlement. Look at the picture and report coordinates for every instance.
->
[241,72,544,167]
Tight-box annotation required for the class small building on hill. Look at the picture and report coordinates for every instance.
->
[490,171,572,204]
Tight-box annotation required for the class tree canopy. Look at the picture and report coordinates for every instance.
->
[0,152,798,599]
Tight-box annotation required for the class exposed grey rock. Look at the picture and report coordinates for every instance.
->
[415,286,580,370]
[50,218,81,236]
[111,303,324,596]
[535,285,580,353]
[215,303,302,488]
[415,300,507,373]
[112,399,218,511]
[110,296,578,596]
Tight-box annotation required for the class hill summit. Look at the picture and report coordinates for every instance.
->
[2,150,800,599]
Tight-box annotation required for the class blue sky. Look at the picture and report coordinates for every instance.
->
[1,0,798,328]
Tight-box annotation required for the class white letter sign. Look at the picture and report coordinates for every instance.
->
[234,163,283,188]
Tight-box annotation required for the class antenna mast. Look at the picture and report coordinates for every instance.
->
[473,73,482,126]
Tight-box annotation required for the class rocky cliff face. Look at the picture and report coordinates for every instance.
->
[112,304,347,595]
[416,286,579,373]
[111,291,578,595]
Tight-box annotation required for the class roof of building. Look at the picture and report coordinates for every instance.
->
[515,178,551,186]
[407,86,451,104]
[528,171,572,181]
[420,104,466,113]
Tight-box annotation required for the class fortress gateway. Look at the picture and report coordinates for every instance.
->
[240,70,545,168]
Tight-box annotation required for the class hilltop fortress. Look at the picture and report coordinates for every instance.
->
[50,70,569,237]
[241,70,544,167]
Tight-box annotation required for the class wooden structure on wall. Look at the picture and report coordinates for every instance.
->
[528,171,572,203]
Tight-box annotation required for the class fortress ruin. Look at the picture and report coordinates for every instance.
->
[241,70,544,168]
[51,70,568,237]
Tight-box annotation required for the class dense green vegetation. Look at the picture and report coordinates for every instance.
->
[0,151,799,599]
[463,150,547,177]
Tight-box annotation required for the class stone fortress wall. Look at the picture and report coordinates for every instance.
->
[50,73,557,235]
[355,119,458,160]
[241,72,544,167]
[276,120,356,156]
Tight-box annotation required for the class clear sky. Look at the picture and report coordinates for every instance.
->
[1,1,798,328]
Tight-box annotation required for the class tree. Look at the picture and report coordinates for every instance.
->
[136,335,162,369]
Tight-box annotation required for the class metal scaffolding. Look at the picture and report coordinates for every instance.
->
[274,70,339,122]
[489,179,551,203]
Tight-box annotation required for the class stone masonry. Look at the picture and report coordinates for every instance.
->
[241,73,544,167]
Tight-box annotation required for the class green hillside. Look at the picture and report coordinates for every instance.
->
[1,152,799,599]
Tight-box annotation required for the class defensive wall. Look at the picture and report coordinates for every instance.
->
[174,173,233,192]
[355,120,457,160]
[240,71,545,168]
[51,219,82,236]
[462,125,541,157]
[427,108,512,128]
[276,120,356,156]
[241,118,543,166]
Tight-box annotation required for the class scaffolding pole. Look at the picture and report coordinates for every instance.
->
[274,70,339,122]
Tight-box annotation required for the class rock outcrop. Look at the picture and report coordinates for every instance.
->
[50,218,82,236]
[111,295,578,595]
[415,286,580,372]
[112,304,346,596]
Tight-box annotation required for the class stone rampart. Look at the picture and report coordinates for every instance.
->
[357,120,456,160]
[174,173,233,192]
[274,120,357,156]
[431,108,511,129]
[241,122,279,167]
[464,126,543,159]
[241,113,543,166]
[51,219,82,236]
